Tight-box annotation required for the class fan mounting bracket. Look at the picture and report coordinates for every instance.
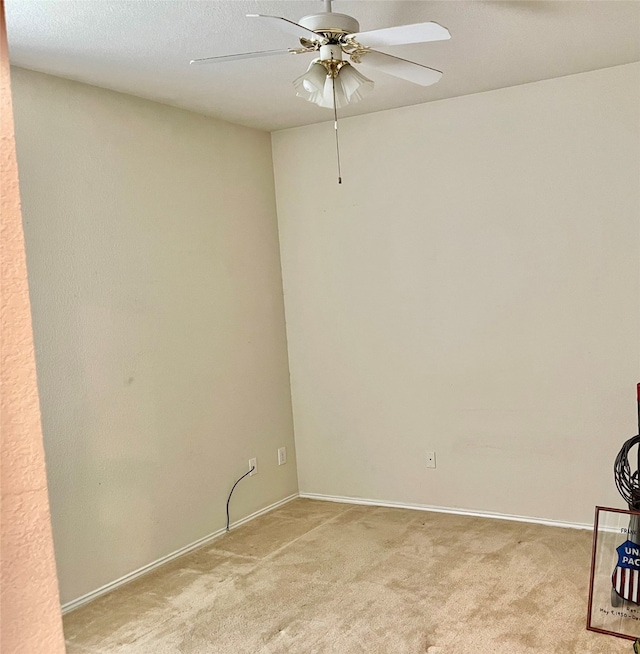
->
[298,37,322,50]
[340,39,370,63]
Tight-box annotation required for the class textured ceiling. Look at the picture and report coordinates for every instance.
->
[5,0,640,132]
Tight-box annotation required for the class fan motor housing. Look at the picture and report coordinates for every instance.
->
[298,12,360,36]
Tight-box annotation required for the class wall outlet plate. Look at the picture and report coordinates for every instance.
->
[249,457,257,475]
[278,447,287,465]
[426,451,436,468]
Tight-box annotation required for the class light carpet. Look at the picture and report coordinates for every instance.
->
[63,499,630,653]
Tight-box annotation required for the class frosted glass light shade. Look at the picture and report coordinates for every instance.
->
[293,61,374,109]
[302,61,327,93]
[293,61,329,105]
[338,64,374,103]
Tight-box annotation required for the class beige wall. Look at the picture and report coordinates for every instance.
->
[0,5,65,651]
[11,67,297,605]
[273,63,640,526]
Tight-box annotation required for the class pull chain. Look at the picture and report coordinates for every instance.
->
[331,60,342,185]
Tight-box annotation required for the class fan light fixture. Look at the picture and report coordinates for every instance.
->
[190,0,451,183]
[293,59,374,108]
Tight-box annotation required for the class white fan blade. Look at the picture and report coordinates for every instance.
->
[247,14,328,45]
[350,22,450,48]
[357,50,442,86]
[190,49,293,65]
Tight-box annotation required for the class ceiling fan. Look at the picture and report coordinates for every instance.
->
[190,1,451,182]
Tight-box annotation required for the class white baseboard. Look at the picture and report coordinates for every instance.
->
[61,493,299,615]
[299,492,593,531]
[63,491,593,614]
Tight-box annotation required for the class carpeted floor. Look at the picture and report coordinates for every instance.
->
[63,499,631,653]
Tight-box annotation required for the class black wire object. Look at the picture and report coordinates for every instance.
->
[614,384,640,510]
[611,383,640,609]
[225,466,255,532]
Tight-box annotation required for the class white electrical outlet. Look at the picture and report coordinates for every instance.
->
[426,451,436,469]
[249,457,257,476]
[278,447,287,466]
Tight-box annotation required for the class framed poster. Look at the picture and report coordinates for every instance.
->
[587,506,640,640]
